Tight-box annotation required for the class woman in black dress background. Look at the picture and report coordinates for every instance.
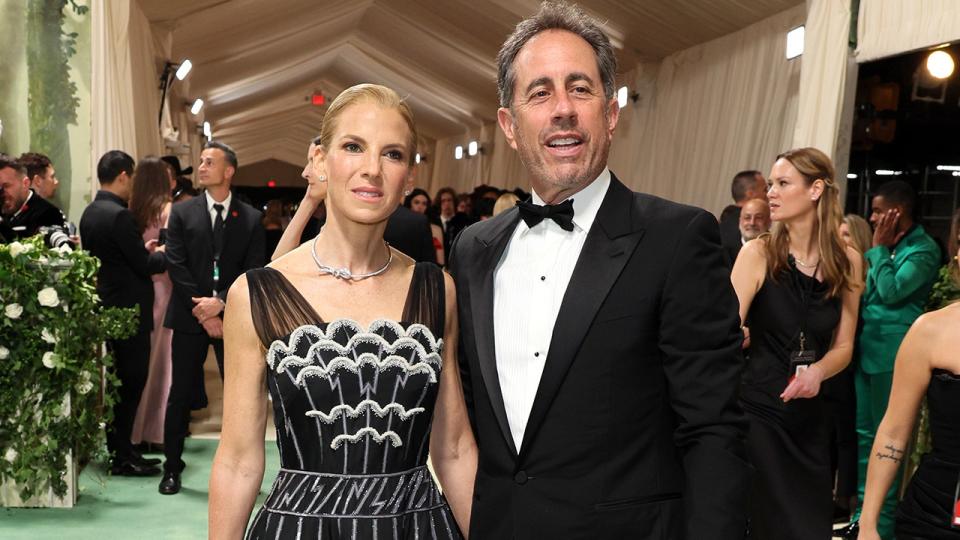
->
[858,213,960,540]
[732,147,863,539]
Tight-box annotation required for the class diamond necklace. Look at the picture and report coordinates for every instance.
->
[310,235,393,280]
[791,253,819,268]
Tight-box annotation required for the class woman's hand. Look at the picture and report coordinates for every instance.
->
[780,362,824,402]
[856,524,882,540]
[741,326,750,349]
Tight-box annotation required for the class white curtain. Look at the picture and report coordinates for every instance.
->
[857,0,960,63]
[91,0,164,191]
[425,4,804,217]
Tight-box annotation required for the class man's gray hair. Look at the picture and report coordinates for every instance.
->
[496,1,618,109]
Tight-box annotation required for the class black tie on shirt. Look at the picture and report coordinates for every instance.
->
[212,203,225,260]
[515,198,575,231]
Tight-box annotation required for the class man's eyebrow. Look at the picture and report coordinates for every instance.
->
[524,76,552,96]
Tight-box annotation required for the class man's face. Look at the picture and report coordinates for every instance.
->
[0,167,30,215]
[739,199,771,240]
[439,192,455,215]
[497,30,619,198]
[197,148,231,188]
[31,165,59,199]
[869,195,899,229]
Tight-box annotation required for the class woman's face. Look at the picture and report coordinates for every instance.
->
[410,194,429,214]
[318,102,413,224]
[839,222,852,247]
[766,158,823,223]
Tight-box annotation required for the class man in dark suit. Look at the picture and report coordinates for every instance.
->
[0,153,66,241]
[719,169,767,253]
[160,140,265,494]
[723,197,771,267]
[448,4,749,538]
[79,150,165,476]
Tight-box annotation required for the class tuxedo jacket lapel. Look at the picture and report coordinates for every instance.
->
[470,208,522,457]
[519,177,645,457]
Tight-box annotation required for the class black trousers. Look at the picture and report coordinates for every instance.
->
[106,329,151,462]
[163,328,223,473]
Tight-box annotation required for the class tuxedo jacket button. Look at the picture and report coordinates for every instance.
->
[514,471,528,484]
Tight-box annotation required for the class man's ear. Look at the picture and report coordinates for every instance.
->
[606,96,620,136]
[497,107,518,151]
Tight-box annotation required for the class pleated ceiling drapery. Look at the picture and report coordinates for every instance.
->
[427,3,805,218]
[856,0,960,63]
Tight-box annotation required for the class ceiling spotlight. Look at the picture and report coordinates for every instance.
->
[617,86,628,108]
[175,59,193,81]
[190,98,204,115]
[415,153,421,164]
[846,173,857,179]
[203,121,211,138]
[454,145,464,160]
[468,141,479,157]
[927,50,955,79]
[786,26,804,60]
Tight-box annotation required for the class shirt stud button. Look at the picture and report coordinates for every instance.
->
[540,276,546,281]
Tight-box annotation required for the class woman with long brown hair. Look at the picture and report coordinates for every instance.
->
[128,156,176,449]
[731,147,863,539]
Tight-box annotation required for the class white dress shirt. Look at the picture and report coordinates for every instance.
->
[204,190,232,227]
[494,169,611,450]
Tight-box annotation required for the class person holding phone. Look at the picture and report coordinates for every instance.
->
[731,147,863,539]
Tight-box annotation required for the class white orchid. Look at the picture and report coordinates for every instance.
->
[5,303,23,319]
[8,242,25,258]
[4,448,17,463]
[0,345,8,360]
[41,328,57,344]
[37,287,60,307]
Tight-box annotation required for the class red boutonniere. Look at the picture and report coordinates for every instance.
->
[231,210,238,218]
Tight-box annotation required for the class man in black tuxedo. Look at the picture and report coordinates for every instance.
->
[160,141,264,494]
[79,150,165,476]
[0,153,66,241]
[448,3,749,538]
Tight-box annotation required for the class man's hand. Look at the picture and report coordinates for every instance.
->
[872,209,905,248]
[192,296,224,322]
[201,316,223,339]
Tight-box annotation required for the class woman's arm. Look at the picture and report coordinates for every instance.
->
[429,272,477,537]
[730,238,767,345]
[858,313,934,539]
[209,275,269,539]
[271,197,319,261]
[782,247,863,401]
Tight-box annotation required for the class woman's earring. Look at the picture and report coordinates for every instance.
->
[318,175,326,182]
[404,190,411,196]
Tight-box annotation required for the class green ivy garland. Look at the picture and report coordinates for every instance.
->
[0,236,135,500]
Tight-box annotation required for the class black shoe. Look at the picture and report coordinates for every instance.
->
[130,452,161,467]
[111,459,161,477]
[833,520,859,539]
[158,471,181,495]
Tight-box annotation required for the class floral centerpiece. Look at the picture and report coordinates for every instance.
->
[0,236,136,500]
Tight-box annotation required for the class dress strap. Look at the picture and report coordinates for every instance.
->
[245,267,323,347]
[401,262,445,338]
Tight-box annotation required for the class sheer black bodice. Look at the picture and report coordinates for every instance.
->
[243,262,462,540]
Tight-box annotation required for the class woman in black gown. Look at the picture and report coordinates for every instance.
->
[858,221,960,540]
[731,147,863,539]
[208,84,477,539]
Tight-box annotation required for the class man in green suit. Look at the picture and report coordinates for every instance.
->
[839,181,940,540]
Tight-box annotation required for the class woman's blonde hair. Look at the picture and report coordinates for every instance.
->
[317,84,418,165]
[842,214,872,254]
[763,147,854,297]
[493,192,519,216]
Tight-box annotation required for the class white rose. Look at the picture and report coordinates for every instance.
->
[77,381,93,395]
[4,448,16,463]
[57,244,72,255]
[60,395,71,418]
[37,287,59,307]
[4,303,23,319]
[8,242,24,258]
[0,346,8,359]
[42,351,59,369]
[41,328,57,344]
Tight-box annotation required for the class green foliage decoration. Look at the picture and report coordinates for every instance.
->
[0,236,136,500]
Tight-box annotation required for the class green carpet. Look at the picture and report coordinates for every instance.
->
[0,438,280,539]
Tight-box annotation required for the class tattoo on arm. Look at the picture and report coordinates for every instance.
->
[875,443,905,463]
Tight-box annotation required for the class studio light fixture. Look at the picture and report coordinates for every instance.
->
[936,165,960,171]
[875,169,902,176]
[158,59,195,127]
[786,26,805,60]
[468,141,479,157]
[926,50,955,79]
[175,59,193,81]
[846,173,857,179]
[415,153,421,164]
[617,86,628,108]
[454,145,464,160]
[190,98,204,115]
[203,121,212,138]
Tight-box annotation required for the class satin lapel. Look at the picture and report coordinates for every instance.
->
[469,208,522,456]
[518,177,645,458]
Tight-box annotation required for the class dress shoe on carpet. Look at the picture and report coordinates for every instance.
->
[833,520,859,539]
[158,471,181,495]
[111,460,161,477]
[131,452,161,467]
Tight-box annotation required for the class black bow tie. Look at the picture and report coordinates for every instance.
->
[516,198,575,231]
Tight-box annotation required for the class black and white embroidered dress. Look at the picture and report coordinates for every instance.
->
[244,263,462,540]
